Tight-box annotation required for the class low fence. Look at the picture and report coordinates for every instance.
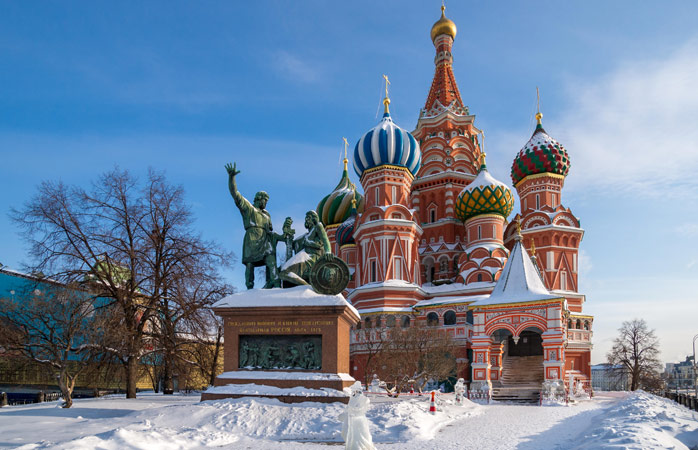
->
[1,391,63,406]
[665,392,698,412]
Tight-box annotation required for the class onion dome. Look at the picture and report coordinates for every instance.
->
[455,154,514,222]
[353,97,421,179]
[511,113,571,186]
[431,5,457,42]
[336,200,358,246]
[317,158,365,226]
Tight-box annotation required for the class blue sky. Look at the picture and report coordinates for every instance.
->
[1,1,697,364]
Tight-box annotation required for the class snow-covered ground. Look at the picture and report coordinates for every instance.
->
[0,390,696,449]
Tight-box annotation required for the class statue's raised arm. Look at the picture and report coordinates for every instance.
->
[225,162,244,208]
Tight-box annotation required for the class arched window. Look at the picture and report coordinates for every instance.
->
[477,273,482,282]
[536,194,540,209]
[477,225,482,240]
[386,316,396,328]
[576,319,582,330]
[584,321,589,331]
[401,316,411,328]
[568,319,573,329]
[430,266,435,282]
[375,316,382,328]
[444,310,457,325]
[364,317,372,329]
[466,310,474,324]
[356,321,362,330]
[427,312,439,326]
[453,257,460,272]
[430,209,436,223]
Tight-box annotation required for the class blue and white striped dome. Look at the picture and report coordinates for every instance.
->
[353,111,421,179]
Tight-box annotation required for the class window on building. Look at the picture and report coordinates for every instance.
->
[375,187,380,206]
[576,319,582,329]
[393,257,402,280]
[444,310,457,325]
[375,316,382,328]
[492,225,496,238]
[365,317,372,328]
[552,193,557,207]
[477,225,481,240]
[547,252,554,270]
[370,260,377,282]
[477,273,482,282]
[536,194,540,209]
[401,316,411,328]
[426,312,439,326]
[392,186,397,204]
[453,257,460,272]
[386,316,396,327]
[584,321,589,331]
[466,310,474,324]
[560,270,567,290]
[524,198,528,210]
[430,266,435,282]
[430,209,436,223]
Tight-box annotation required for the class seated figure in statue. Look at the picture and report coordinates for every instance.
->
[279,210,331,286]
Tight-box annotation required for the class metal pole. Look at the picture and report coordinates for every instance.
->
[693,334,698,400]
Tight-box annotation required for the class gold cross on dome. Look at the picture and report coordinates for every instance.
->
[382,74,390,99]
[342,137,348,160]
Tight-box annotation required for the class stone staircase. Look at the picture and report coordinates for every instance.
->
[491,355,544,403]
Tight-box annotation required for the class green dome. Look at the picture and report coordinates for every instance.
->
[317,161,365,226]
[455,159,514,222]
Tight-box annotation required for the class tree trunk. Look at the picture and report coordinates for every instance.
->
[126,357,139,398]
[163,352,174,395]
[58,369,74,408]
[209,329,223,386]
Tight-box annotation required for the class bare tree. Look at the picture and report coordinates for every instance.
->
[374,324,457,393]
[0,284,105,407]
[607,318,662,391]
[11,168,232,398]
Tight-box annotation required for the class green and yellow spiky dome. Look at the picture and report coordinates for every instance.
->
[317,159,365,226]
[455,155,514,222]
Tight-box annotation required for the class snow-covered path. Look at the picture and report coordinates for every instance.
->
[1,391,696,449]
[400,396,618,450]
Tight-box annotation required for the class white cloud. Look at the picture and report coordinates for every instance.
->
[674,223,698,237]
[557,40,698,197]
[273,51,321,83]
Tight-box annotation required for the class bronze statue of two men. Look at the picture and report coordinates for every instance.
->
[226,162,343,292]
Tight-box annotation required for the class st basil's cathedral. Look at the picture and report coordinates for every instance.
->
[316,7,592,399]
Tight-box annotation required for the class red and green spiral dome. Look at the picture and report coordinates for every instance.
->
[455,157,514,222]
[511,115,571,186]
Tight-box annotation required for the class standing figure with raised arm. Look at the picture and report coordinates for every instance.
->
[226,162,281,289]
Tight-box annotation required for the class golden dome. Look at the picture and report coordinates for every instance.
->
[430,6,457,42]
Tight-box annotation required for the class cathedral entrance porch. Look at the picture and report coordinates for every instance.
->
[490,328,544,403]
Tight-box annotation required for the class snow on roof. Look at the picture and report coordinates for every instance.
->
[356,306,414,314]
[414,294,489,308]
[350,279,423,293]
[421,281,495,294]
[213,285,359,317]
[472,235,561,307]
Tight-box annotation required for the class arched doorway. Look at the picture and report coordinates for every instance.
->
[507,327,543,357]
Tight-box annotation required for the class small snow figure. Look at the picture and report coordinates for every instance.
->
[454,378,465,405]
[339,382,375,450]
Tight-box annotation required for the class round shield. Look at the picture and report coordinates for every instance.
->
[309,254,350,295]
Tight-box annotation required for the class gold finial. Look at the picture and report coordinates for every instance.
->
[479,152,487,166]
[441,2,445,15]
[530,238,536,257]
[516,217,522,236]
[382,74,391,114]
[342,137,349,171]
[351,197,357,209]
[535,87,543,125]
